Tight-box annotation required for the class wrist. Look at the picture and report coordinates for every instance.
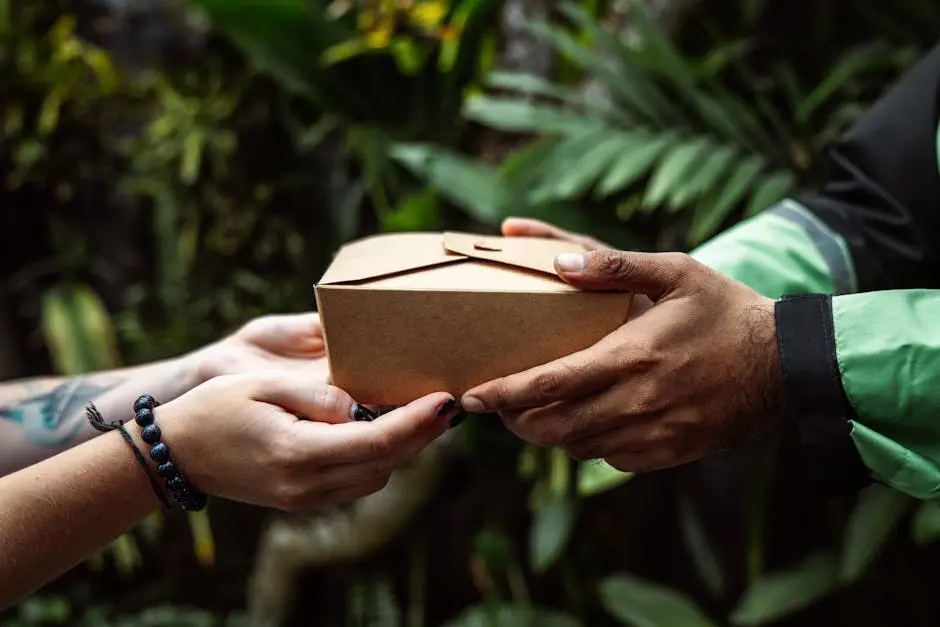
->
[749,295,788,425]
[136,397,208,509]
[179,345,219,387]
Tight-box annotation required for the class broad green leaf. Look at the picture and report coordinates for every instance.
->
[595,132,677,198]
[390,143,506,222]
[486,71,582,103]
[41,283,122,377]
[578,461,634,497]
[444,604,582,627]
[550,133,631,199]
[687,154,765,246]
[744,170,797,217]
[502,136,562,192]
[600,574,716,627]
[678,493,725,599]
[528,127,611,204]
[730,553,839,626]
[669,143,737,209]
[912,501,940,545]
[641,138,711,211]
[840,484,911,584]
[463,97,594,135]
[530,495,578,573]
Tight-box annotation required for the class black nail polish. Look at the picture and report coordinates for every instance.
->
[353,404,377,422]
[437,399,457,417]
[448,411,467,429]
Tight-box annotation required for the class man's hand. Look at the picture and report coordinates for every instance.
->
[501,217,654,318]
[192,312,330,384]
[460,249,787,472]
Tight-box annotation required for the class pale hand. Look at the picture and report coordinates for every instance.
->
[189,312,331,384]
[155,368,459,511]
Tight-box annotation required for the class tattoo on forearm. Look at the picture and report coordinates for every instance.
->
[0,378,123,446]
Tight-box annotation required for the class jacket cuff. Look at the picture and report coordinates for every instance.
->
[775,294,872,495]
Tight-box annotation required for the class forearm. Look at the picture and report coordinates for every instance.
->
[0,423,160,608]
[775,289,940,499]
[0,356,202,477]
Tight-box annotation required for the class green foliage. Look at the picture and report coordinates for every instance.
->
[838,484,912,584]
[599,574,716,627]
[187,0,500,139]
[5,0,940,626]
[402,0,923,249]
[1,596,247,627]
[729,553,839,626]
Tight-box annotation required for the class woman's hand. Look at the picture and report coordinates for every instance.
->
[153,369,459,511]
[189,312,330,383]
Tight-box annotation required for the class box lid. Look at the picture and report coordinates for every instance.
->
[317,231,589,286]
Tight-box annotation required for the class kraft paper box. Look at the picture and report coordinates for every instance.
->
[314,231,634,406]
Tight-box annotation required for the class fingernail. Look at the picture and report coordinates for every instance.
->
[461,396,485,413]
[352,404,376,422]
[437,399,458,418]
[448,411,468,429]
[555,253,585,274]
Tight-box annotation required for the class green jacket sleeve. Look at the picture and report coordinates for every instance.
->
[687,43,940,499]
[833,290,940,499]
[690,200,854,298]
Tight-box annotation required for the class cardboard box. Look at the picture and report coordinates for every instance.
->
[314,231,633,406]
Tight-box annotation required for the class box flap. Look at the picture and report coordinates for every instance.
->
[442,231,588,276]
[318,232,467,285]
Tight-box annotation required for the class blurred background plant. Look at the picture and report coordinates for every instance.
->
[2,0,940,625]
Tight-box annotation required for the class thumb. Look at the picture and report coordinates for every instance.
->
[250,370,357,424]
[553,249,690,301]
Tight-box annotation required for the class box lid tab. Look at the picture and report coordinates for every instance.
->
[442,231,587,276]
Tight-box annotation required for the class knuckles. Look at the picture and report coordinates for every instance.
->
[272,478,313,513]
[366,431,393,459]
[269,428,304,472]
[532,370,566,404]
[592,249,631,280]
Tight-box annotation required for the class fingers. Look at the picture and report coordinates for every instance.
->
[462,338,623,413]
[554,250,693,300]
[291,392,456,465]
[500,217,608,250]
[252,371,356,425]
[239,312,325,356]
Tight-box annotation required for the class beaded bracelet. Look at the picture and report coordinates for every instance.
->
[134,395,208,512]
[86,403,170,510]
